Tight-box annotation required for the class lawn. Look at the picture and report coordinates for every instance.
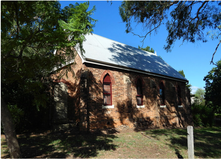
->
[1,127,221,158]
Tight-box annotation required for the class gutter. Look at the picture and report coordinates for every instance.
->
[54,46,188,83]
[83,57,188,83]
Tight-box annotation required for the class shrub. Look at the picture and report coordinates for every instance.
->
[215,113,221,118]
[191,104,214,127]
[8,104,24,128]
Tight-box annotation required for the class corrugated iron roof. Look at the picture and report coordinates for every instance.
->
[77,33,187,82]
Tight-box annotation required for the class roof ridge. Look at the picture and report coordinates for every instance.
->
[91,33,157,56]
[79,33,188,82]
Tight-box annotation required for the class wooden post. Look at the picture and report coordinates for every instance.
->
[187,126,194,159]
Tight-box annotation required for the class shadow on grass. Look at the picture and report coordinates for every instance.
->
[194,127,221,158]
[1,139,9,158]
[175,148,184,159]
[2,129,118,158]
[145,127,221,158]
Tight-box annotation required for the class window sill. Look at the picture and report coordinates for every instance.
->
[136,105,145,108]
[178,105,183,108]
[160,105,166,108]
[102,105,114,109]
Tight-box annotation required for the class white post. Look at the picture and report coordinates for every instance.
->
[187,126,194,159]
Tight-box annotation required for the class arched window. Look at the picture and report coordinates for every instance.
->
[136,79,143,105]
[103,74,112,105]
[177,85,182,105]
[159,82,165,105]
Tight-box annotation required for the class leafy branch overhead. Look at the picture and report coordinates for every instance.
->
[119,1,221,63]
[1,1,96,158]
[2,1,96,86]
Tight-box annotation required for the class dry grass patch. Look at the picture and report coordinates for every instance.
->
[1,127,221,158]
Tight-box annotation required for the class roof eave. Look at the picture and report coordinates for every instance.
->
[84,57,188,83]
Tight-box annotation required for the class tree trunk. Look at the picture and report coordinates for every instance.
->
[1,98,21,158]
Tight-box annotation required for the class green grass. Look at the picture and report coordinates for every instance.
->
[145,126,221,158]
[1,127,221,158]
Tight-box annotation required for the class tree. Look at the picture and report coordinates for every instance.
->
[178,70,191,92]
[119,1,221,63]
[1,99,21,158]
[1,1,96,157]
[178,70,185,78]
[138,45,155,53]
[195,88,205,105]
[204,60,221,113]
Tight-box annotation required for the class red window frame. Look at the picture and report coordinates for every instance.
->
[159,82,165,105]
[103,74,112,105]
[136,79,143,105]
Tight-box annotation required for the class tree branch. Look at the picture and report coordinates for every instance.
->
[129,1,180,46]
[190,1,208,28]
[210,40,221,65]
[132,20,162,45]
[14,2,21,38]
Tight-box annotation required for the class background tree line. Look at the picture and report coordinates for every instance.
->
[178,60,221,127]
[119,0,220,126]
[188,60,220,127]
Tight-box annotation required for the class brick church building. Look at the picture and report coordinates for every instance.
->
[52,33,192,131]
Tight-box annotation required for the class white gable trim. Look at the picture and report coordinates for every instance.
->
[52,59,75,72]
[51,49,76,72]
[74,44,86,63]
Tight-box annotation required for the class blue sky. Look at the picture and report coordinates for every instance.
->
[60,1,220,94]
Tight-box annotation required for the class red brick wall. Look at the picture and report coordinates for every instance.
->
[55,53,192,131]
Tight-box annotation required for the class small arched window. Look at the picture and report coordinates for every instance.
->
[136,79,143,105]
[159,82,165,105]
[103,74,112,105]
[177,85,182,105]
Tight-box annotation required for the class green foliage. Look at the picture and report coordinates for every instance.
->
[138,45,154,53]
[2,80,52,132]
[178,70,185,77]
[119,1,221,53]
[194,88,205,105]
[195,88,205,98]
[191,104,214,127]
[215,113,221,117]
[178,70,191,92]
[7,105,24,127]
[204,60,221,113]
[2,1,96,84]
[58,2,96,54]
[1,1,96,132]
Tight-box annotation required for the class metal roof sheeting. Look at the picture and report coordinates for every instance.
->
[77,33,187,82]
